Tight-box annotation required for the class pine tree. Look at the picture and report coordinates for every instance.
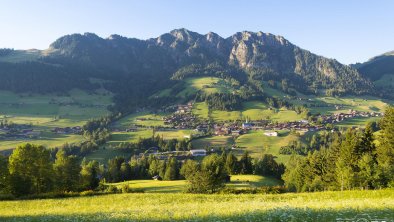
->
[225,152,238,175]
[164,157,178,180]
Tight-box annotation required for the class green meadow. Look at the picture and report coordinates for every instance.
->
[108,175,282,193]
[0,189,392,221]
[235,130,300,163]
[0,89,112,150]
[114,112,167,129]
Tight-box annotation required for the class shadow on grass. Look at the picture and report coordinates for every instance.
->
[1,207,392,222]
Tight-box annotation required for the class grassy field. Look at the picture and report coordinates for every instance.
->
[155,130,195,140]
[114,112,167,129]
[85,147,128,163]
[108,175,282,193]
[336,116,381,128]
[235,130,299,163]
[211,105,304,122]
[191,136,234,149]
[0,190,392,221]
[309,96,389,115]
[177,77,236,97]
[107,130,154,146]
[0,89,112,150]
[0,133,85,151]
[192,102,209,119]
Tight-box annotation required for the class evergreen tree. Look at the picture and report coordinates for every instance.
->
[239,151,253,174]
[376,106,394,187]
[225,152,238,175]
[0,155,9,194]
[164,157,178,180]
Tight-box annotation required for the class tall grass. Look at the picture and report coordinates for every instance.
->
[0,189,392,221]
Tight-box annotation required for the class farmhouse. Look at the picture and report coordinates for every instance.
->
[189,149,207,157]
[242,122,253,129]
[264,131,278,137]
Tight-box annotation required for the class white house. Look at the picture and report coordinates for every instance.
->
[264,131,278,137]
[189,149,207,157]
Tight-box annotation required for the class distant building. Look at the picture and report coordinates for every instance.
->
[190,149,207,157]
[264,131,278,137]
[231,130,243,136]
[242,123,253,129]
[299,119,309,124]
[152,175,162,181]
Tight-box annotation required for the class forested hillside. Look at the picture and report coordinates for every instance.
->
[0,29,377,113]
[355,51,394,99]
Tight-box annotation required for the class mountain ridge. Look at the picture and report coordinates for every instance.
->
[0,28,379,112]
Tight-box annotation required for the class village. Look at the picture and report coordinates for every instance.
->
[124,101,384,161]
[154,101,384,137]
[0,123,40,139]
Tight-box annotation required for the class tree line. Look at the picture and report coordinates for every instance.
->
[283,106,394,192]
[0,145,284,196]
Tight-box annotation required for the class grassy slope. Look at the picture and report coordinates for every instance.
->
[191,136,234,149]
[0,89,112,150]
[114,112,166,129]
[0,190,392,221]
[235,130,299,163]
[192,102,209,119]
[177,77,235,98]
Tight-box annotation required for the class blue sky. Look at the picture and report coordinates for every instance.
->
[0,0,393,64]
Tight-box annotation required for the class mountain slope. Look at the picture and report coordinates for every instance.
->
[356,51,394,81]
[355,50,394,98]
[0,29,376,112]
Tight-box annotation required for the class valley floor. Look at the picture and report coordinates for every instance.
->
[0,190,392,221]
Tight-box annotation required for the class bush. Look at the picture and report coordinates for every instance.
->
[80,190,95,196]
[259,186,287,194]
[121,184,129,193]
[121,184,144,193]
[219,186,288,195]
[106,186,119,193]
[0,193,15,200]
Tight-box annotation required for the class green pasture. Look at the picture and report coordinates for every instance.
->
[0,190,392,221]
[109,175,282,193]
[114,112,167,129]
[235,130,299,163]
[191,136,234,149]
[0,89,112,150]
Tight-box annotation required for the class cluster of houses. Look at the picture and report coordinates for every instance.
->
[319,110,383,125]
[162,102,197,129]
[163,113,197,129]
[52,126,82,134]
[139,146,208,160]
[175,102,194,114]
[0,125,40,139]
[213,123,245,137]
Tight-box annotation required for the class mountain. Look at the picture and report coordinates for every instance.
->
[355,51,394,80]
[0,29,376,112]
[354,50,394,98]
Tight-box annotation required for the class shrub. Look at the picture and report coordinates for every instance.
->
[80,190,95,196]
[121,185,129,193]
[106,186,119,193]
